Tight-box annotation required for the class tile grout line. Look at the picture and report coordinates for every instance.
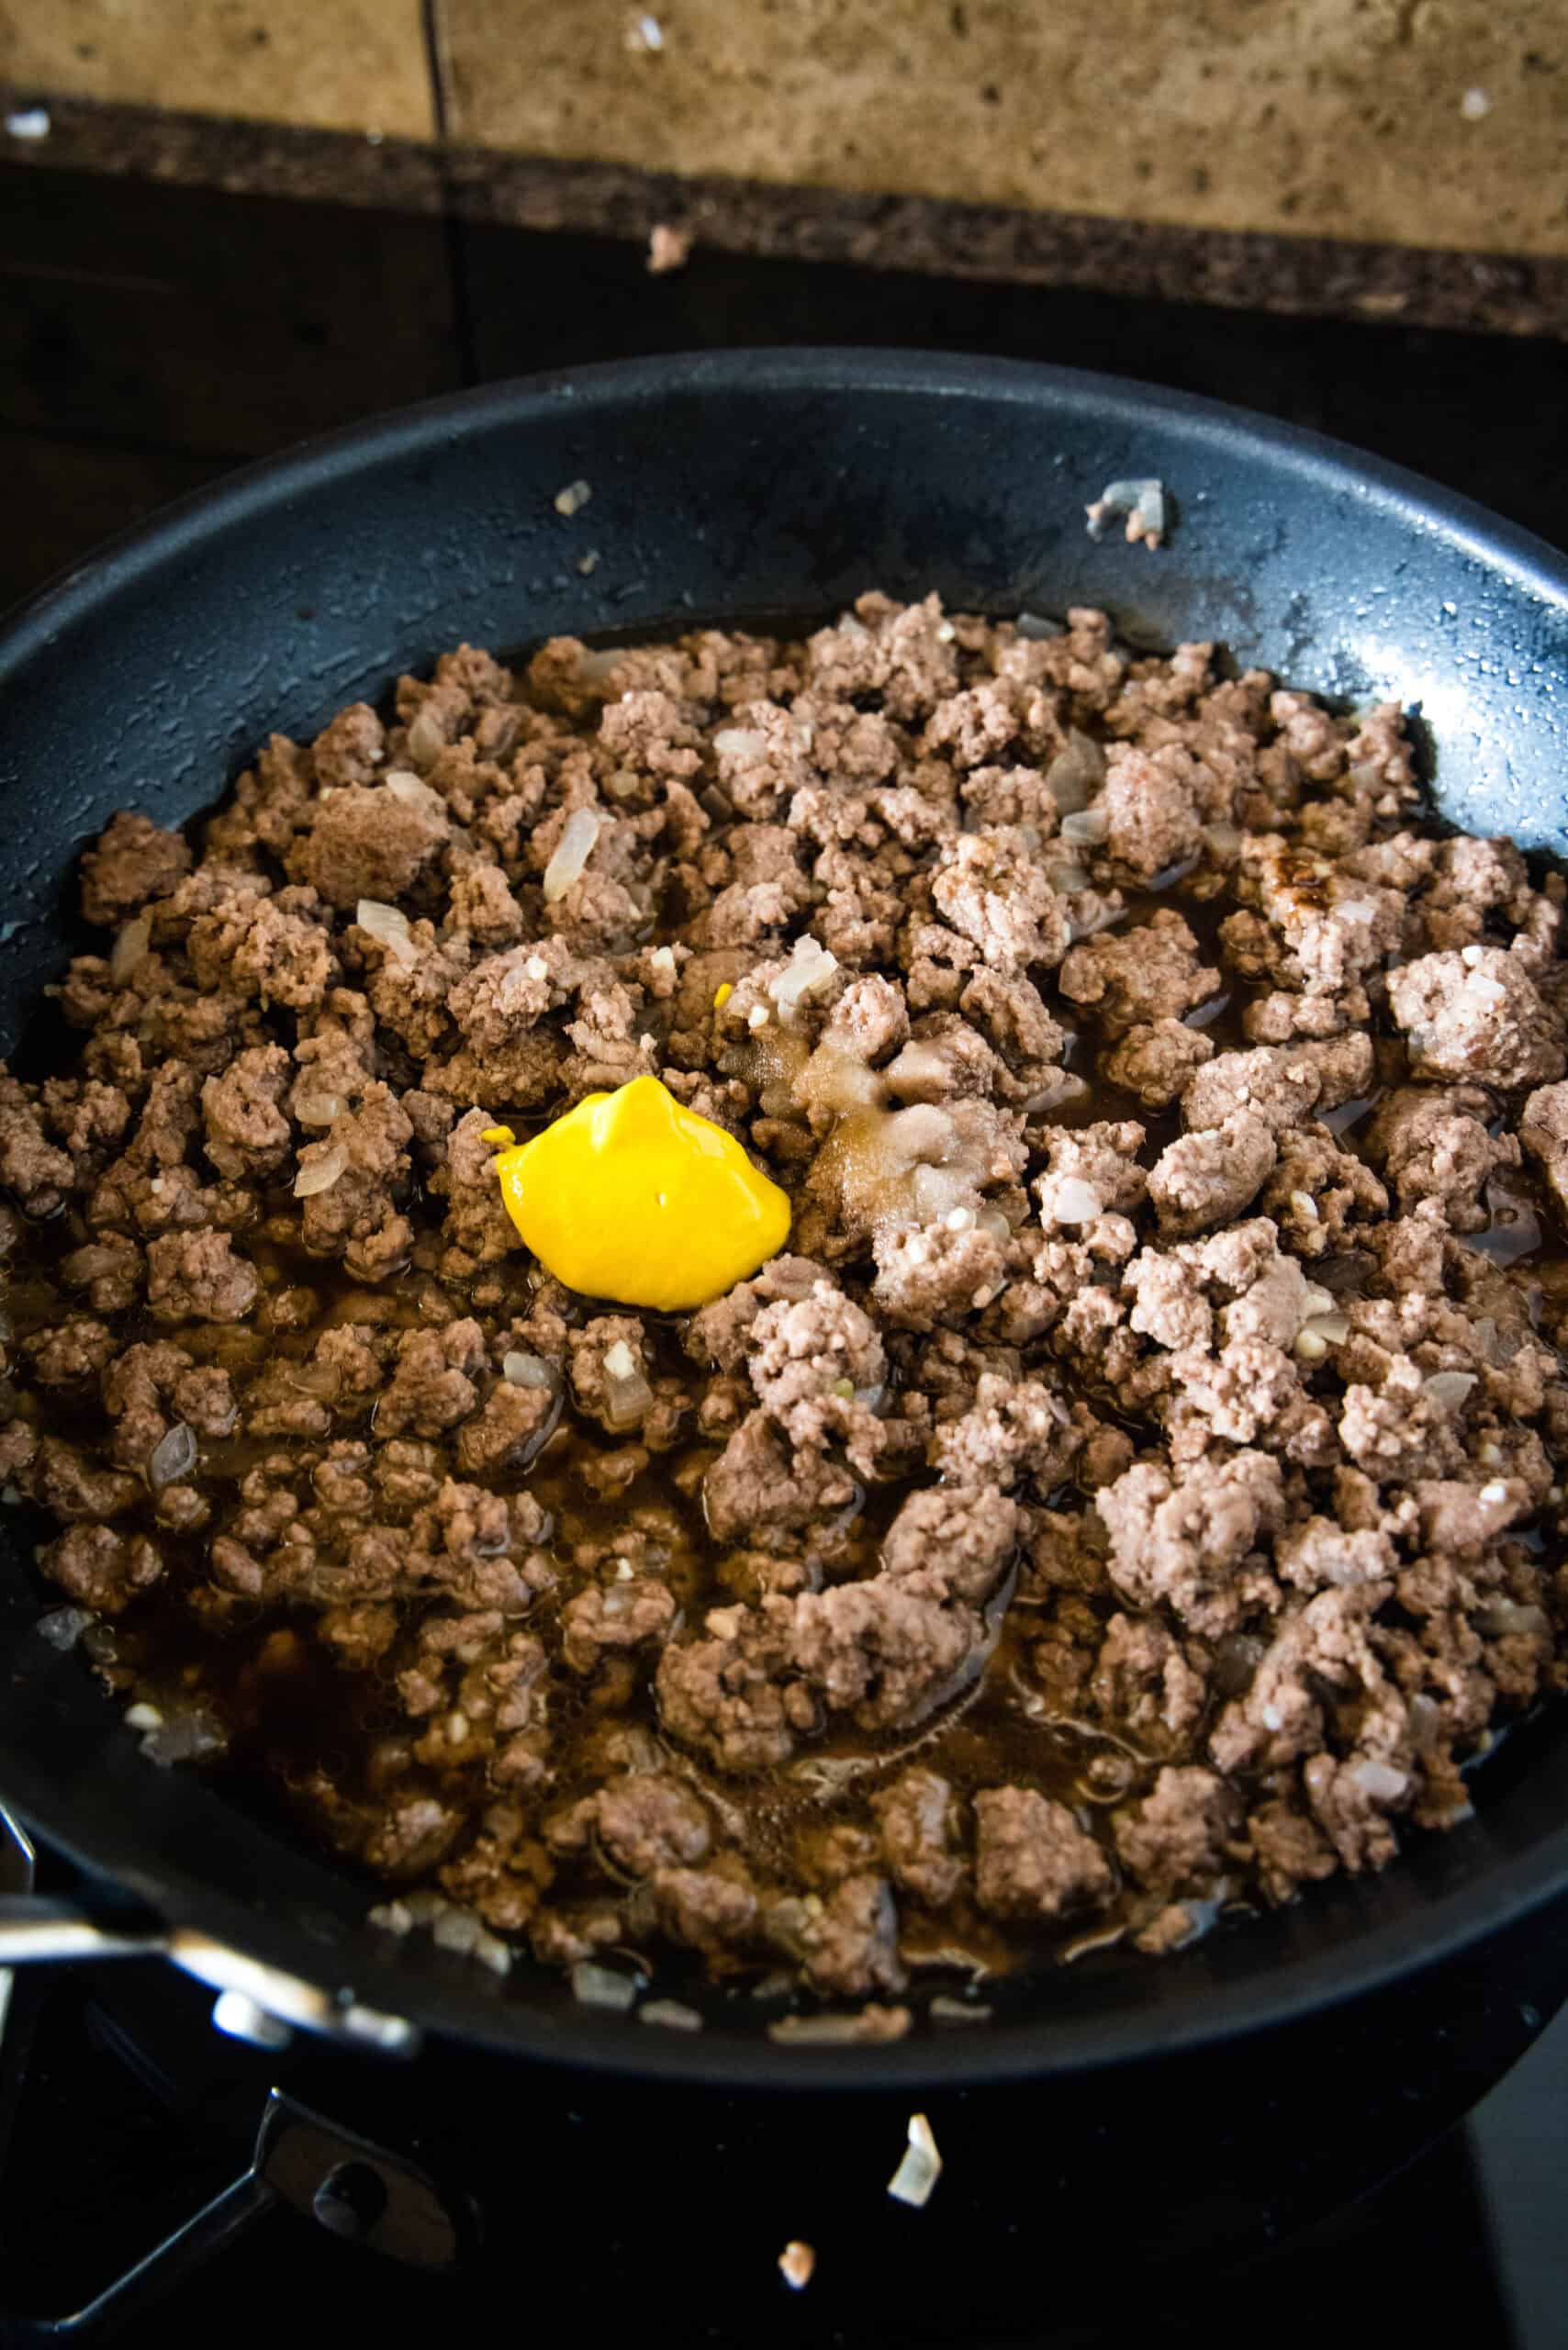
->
[420,0,480,388]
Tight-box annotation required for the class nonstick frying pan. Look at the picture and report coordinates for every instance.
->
[1,348,1566,2091]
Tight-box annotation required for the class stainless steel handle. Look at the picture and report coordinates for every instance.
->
[0,1888,419,2056]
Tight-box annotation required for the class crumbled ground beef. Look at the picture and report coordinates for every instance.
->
[5,593,1566,2018]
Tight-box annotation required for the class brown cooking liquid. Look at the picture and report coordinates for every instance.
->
[4,816,1562,1998]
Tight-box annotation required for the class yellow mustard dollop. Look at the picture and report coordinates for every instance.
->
[492,1074,791,1311]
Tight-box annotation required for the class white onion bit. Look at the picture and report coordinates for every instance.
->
[294,1142,348,1198]
[502,1350,556,1391]
[383,767,445,817]
[293,1091,343,1128]
[778,2242,816,2290]
[543,809,601,901]
[639,1998,704,2031]
[1045,1176,1103,1226]
[356,899,416,964]
[571,1961,640,2011]
[1044,731,1105,814]
[1424,1370,1477,1409]
[405,707,446,771]
[110,913,152,983]
[148,1422,197,1488]
[887,2112,943,2208]
[1059,807,1109,846]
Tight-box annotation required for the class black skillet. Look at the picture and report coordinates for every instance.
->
[0,350,1566,2096]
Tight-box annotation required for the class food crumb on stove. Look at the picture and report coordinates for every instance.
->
[577,551,601,576]
[554,479,593,517]
[1460,84,1492,118]
[929,1993,993,2025]
[625,10,664,50]
[647,222,694,274]
[124,1702,162,1730]
[778,2241,816,2290]
[5,107,50,140]
[887,2113,943,2208]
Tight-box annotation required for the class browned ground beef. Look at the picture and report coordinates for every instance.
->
[4,595,1568,2021]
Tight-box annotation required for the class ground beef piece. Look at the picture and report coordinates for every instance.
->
[80,811,191,926]
[454,1380,555,1478]
[378,1321,485,1438]
[38,1523,162,1614]
[446,855,525,946]
[1245,1799,1340,1904]
[1097,1449,1284,1637]
[704,1413,856,1550]
[561,1577,678,1676]
[1208,1586,1393,1775]
[1521,1080,1568,1219]
[651,1864,758,1955]
[1058,909,1217,1033]
[1274,1516,1398,1593]
[1302,1751,1408,1872]
[145,1230,258,1324]
[0,1079,76,1215]
[788,1574,980,1729]
[871,1217,1008,1331]
[1147,1113,1277,1237]
[655,1602,808,1770]
[309,700,385,790]
[1338,1354,1468,1482]
[297,1085,413,1281]
[931,1372,1081,1493]
[1035,1120,1147,1230]
[1101,1019,1216,1109]
[186,881,335,1011]
[436,1109,521,1270]
[1362,1087,1518,1232]
[1387,948,1564,1087]
[871,1768,966,1906]
[549,1774,711,1877]
[1260,1125,1389,1258]
[25,1318,118,1386]
[931,828,1070,975]
[1098,744,1205,883]
[363,1797,465,1882]
[201,1046,293,1180]
[684,1255,828,1371]
[1114,1767,1238,1897]
[291,782,447,909]
[881,1486,1020,1604]
[60,1236,143,1315]
[1182,1046,1327,1136]
[768,1872,905,1998]
[1091,1614,1208,1748]
[973,1786,1114,1922]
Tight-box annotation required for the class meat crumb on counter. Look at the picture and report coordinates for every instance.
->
[3,590,1566,2017]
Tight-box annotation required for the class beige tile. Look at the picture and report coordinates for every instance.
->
[0,0,435,140]
[436,0,1568,256]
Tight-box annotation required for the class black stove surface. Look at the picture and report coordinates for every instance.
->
[0,1865,1562,2346]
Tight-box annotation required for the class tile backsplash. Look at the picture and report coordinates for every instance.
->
[2,0,1563,262]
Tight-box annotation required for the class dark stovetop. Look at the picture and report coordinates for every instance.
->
[2,155,1566,2348]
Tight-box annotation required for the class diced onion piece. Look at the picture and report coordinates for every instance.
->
[1050,865,1091,895]
[712,726,766,759]
[887,2112,943,2208]
[768,934,839,1020]
[603,1338,637,1381]
[383,767,446,818]
[1203,822,1242,855]
[356,898,415,964]
[37,1606,92,1651]
[405,706,447,771]
[1424,1370,1477,1408]
[1302,1311,1350,1345]
[148,1421,196,1488]
[1333,898,1376,921]
[1014,611,1061,641]
[502,1350,556,1390]
[1348,1759,1409,1802]
[543,809,601,901]
[571,1961,640,2011]
[141,1709,224,1766]
[640,1998,704,2031]
[1044,731,1104,814]
[603,1357,655,1431]
[778,2243,815,2290]
[293,1091,343,1128]
[110,912,152,983]
[294,1142,348,1198]
[1059,807,1109,846]
[1478,1599,1549,1636]
[929,1994,993,2025]
[1046,1176,1103,1225]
